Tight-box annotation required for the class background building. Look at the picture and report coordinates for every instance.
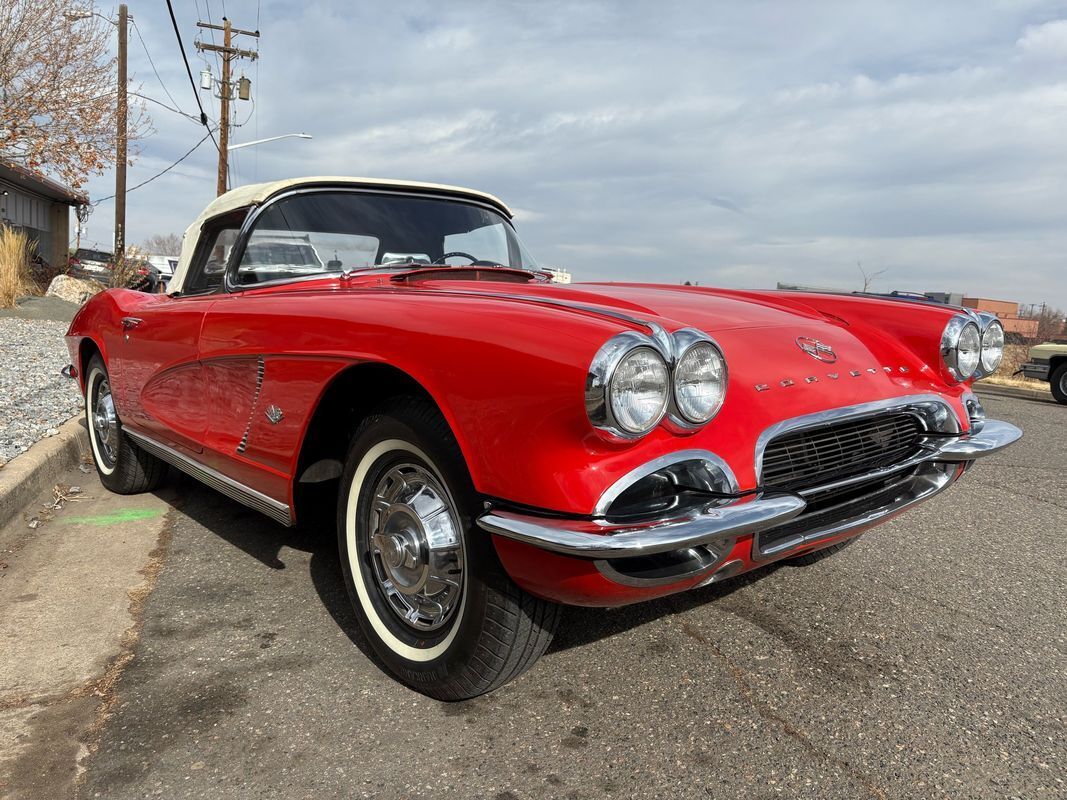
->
[961,297,1038,338]
[0,158,87,268]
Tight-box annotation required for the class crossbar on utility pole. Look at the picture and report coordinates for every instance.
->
[195,17,259,196]
[115,3,128,258]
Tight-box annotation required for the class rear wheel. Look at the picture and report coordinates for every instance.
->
[84,355,167,494]
[1050,363,1067,405]
[337,398,559,700]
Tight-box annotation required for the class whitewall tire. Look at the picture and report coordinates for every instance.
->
[83,354,167,494]
[336,397,560,700]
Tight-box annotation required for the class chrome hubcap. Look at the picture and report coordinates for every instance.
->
[368,463,464,631]
[93,378,118,465]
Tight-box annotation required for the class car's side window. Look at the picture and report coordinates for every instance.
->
[182,211,246,295]
[235,194,379,286]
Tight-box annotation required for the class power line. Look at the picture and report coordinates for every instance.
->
[131,17,186,117]
[93,130,216,206]
[130,91,201,124]
[164,0,220,153]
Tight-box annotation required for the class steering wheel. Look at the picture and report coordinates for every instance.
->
[433,251,479,265]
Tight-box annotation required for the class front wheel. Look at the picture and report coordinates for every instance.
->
[337,398,560,700]
[1050,363,1067,405]
[84,354,167,494]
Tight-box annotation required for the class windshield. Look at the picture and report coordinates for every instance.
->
[235,191,536,286]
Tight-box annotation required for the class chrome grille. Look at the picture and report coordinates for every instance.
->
[761,413,925,492]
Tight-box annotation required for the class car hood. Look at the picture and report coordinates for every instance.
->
[399,279,939,403]
[412,280,827,333]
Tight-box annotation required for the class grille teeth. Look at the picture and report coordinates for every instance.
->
[761,413,924,492]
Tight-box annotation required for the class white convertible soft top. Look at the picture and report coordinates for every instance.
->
[169,176,512,294]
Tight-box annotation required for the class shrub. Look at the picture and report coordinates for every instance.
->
[0,227,38,308]
[109,245,154,292]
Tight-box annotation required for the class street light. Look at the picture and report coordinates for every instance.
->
[228,133,313,151]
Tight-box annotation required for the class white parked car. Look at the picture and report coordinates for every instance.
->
[146,254,179,291]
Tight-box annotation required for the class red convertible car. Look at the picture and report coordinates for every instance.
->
[65,177,1021,699]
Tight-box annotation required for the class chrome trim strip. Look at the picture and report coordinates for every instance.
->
[754,394,962,479]
[790,442,943,497]
[477,492,806,559]
[236,356,266,454]
[124,428,293,527]
[753,463,955,560]
[592,449,740,516]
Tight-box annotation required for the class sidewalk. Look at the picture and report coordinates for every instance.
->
[0,465,171,800]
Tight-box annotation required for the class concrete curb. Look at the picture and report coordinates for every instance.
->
[976,383,1056,404]
[0,416,88,529]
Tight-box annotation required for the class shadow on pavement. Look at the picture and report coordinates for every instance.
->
[155,472,388,670]
[153,470,793,668]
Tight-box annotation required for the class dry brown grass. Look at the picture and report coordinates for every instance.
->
[0,226,38,307]
[980,341,1050,392]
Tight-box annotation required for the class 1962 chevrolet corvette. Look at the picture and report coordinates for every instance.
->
[65,177,1021,699]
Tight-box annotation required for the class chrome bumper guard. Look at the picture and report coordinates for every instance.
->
[477,418,1021,560]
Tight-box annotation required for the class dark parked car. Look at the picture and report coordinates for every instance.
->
[68,248,113,284]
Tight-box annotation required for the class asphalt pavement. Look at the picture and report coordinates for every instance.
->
[7,393,1066,799]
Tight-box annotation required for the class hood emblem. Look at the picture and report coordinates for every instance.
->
[796,336,837,363]
[265,405,284,424]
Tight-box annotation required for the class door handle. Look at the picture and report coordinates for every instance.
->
[121,317,144,330]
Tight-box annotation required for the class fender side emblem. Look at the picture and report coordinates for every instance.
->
[265,405,284,424]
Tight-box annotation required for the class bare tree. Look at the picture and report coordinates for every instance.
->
[1035,306,1066,341]
[141,233,182,256]
[858,261,888,293]
[0,0,150,189]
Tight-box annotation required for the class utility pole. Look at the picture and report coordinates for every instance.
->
[196,19,259,196]
[115,3,128,259]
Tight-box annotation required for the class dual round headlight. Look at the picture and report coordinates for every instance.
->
[941,314,1004,381]
[588,328,727,438]
[980,319,1005,374]
[608,347,671,434]
[673,341,727,424]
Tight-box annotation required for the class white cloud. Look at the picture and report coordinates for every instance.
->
[77,0,1067,312]
[1017,19,1067,58]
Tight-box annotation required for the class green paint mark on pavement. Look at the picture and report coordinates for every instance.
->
[62,508,163,526]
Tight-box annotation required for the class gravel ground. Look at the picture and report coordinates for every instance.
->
[0,318,82,466]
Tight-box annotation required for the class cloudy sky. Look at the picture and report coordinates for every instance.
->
[81,0,1067,310]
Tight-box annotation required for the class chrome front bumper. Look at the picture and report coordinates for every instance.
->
[477,418,1022,560]
[1016,361,1050,381]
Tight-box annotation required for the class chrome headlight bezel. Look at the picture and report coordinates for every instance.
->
[940,314,981,382]
[667,328,728,429]
[586,324,727,440]
[586,331,671,439]
[976,313,1005,378]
